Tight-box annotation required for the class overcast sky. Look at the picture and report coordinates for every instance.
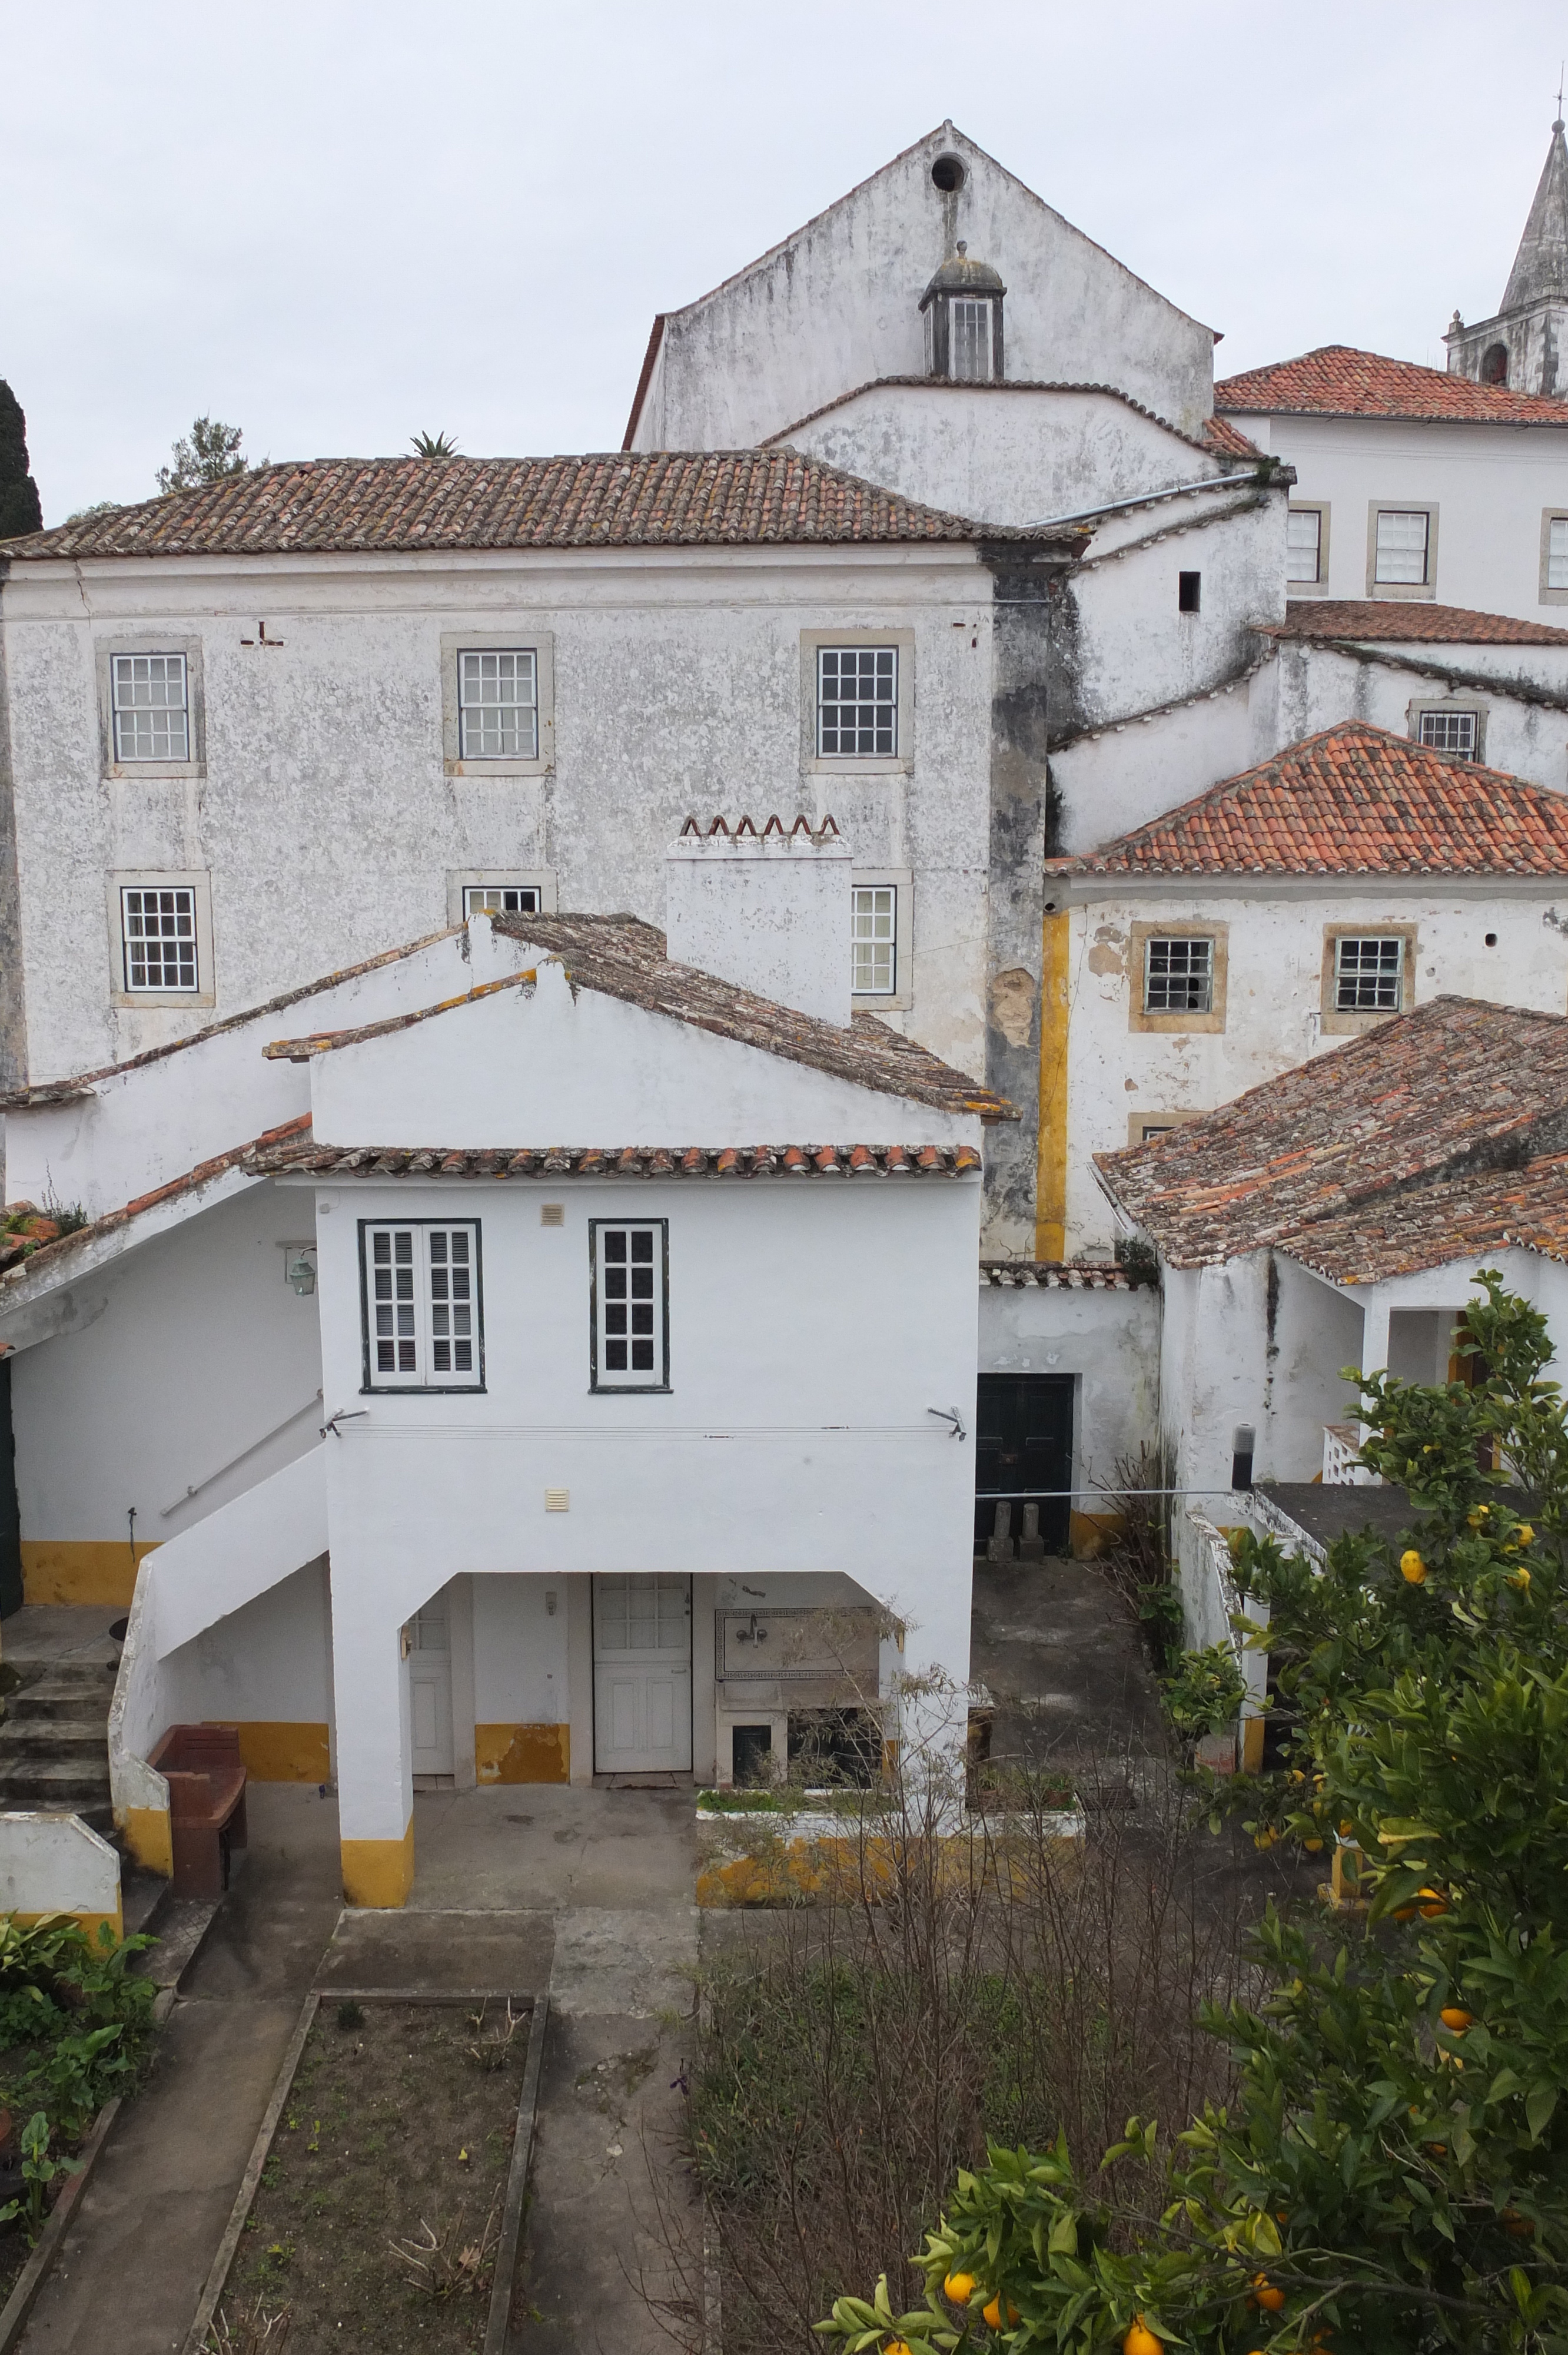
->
[4,0,1567,523]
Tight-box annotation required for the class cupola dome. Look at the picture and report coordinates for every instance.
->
[919,241,1006,383]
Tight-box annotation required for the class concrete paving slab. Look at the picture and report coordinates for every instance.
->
[550,1906,699,2021]
[315,1906,556,1996]
[971,1557,1165,1766]
[1,1607,121,1669]
[408,1782,697,1910]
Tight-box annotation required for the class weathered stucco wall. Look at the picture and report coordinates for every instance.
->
[1270,639,1568,792]
[978,1278,1160,1500]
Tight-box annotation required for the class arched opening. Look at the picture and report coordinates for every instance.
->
[1481,341,1509,384]
[930,154,965,193]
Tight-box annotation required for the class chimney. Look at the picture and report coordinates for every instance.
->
[665,815,853,1027]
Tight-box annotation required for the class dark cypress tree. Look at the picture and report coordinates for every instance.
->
[0,383,44,540]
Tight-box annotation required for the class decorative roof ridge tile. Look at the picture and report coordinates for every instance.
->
[244,1137,984,1179]
[978,1259,1135,1289]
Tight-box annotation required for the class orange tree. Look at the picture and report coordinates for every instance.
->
[817,1273,1568,2355]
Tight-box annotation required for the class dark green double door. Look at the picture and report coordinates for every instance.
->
[974,1374,1074,1554]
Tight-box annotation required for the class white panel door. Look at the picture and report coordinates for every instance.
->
[593,1575,692,1773]
[410,1600,454,1776]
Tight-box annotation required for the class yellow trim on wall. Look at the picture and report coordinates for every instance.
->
[205,1722,331,1783]
[1068,1508,1121,1559]
[474,1723,569,1785]
[341,1819,414,1909]
[119,1807,173,1876]
[21,1540,158,1608]
[8,1905,124,1944]
[1241,1715,1267,1774]
[1037,907,1071,1261]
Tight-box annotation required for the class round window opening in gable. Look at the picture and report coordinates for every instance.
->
[931,154,965,193]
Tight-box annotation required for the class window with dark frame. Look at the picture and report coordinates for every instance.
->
[121,885,197,992]
[112,654,189,762]
[1417,709,1479,761]
[817,647,898,757]
[1334,936,1404,1013]
[457,648,538,759]
[463,884,542,917]
[592,1220,668,1390]
[362,1221,483,1389]
[1143,936,1212,1014]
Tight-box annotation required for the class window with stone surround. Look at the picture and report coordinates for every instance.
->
[1416,708,1480,761]
[852,885,896,994]
[463,884,542,917]
[457,649,537,761]
[1334,935,1404,1013]
[817,647,898,757]
[361,1222,483,1391]
[120,885,198,993]
[111,654,189,762]
[1143,934,1212,1014]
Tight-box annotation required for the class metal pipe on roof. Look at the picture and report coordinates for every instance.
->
[1015,469,1267,534]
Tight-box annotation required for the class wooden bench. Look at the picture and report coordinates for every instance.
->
[148,1725,248,1900]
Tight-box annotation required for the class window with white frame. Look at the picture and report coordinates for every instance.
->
[457,649,537,760]
[1417,709,1480,761]
[463,884,542,917]
[111,654,189,762]
[120,885,198,993]
[1548,516,1568,590]
[1335,936,1403,1013]
[1142,936,1212,1015]
[818,647,898,757]
[1287,508,1323,584]
[361,1222,483,1389]
[950,298,994,382]
[852,885,896,994]
[1374,510,1431,586]
[592,1220,668,1389]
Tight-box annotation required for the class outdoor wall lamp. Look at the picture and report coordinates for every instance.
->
[283,1243,317,1296]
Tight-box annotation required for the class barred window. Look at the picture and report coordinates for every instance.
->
[457,649,537,759]
[818,648,897,757]
[112,654,188,762]
[463,884,542,917]
[1374,509,1430,586]
[1143,936,1212,1014]
[1549,516,1568,591]
[363,1222,483,1389]
[1287,508,1322,583]
[852,885,896,994]
[951,298,994,382]
[1335,936,1404,1013]
[1417,709,1479,760]
[121,886,197,993]
[592,1220,668,1390]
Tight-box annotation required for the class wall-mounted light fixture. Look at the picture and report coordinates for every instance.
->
[281,1243,317,1296]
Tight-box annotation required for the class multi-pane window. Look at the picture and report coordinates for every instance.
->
[852,885,896,994]
[121,885,197,993]
[457,649,537,759]
[951,298,994,382]
[592,1220,668,1390]
[362,1222,483,1389]
[1548,516,1568,590]
[1143,936,1212,1015]
[1335,936,1404,1013]
[112,654,188,762]
[594,1573,690,1653]
[1287,509,1322,583]
[1417,709,1479,761]
[1374,510,1430,586]
[463,884,542,917]
[818,648,898,757]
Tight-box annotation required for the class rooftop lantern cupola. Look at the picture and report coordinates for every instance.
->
[920,241,1006,384]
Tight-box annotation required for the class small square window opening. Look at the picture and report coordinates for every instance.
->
[1417,709,1479,760]
[112,654,188,763]
[1549,516,1568,591]
[363,1222,483,1389]
[463,884,542,917]
[852,886,896,994]
[1375,510,1430,586]
[592,1220,668,1390]
[1144,936,1212,1014]
[121,885,197,993]
[1287,509,1322,584]
[457,649,537,761]
[818,648,898,758]
[1177,571,1201,613]
[1335,936,1403,1013]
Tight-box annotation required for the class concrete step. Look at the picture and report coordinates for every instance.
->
[8,1799,116,1837]
[0,1757,111,1803]
[6,1682,115,1727]
[0,1723,111,1763]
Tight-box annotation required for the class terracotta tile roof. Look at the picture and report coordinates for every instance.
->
[979,1261,1135,1289]
[1045,720,1568,879]
[1200,414,1262,458]
[265,912,1016,1123]
[1096,996,1568,1273]
[1215,344,1568,425]
[1,451,1078,562]
[247,1136,981,1180]
[1271,600,1568,648]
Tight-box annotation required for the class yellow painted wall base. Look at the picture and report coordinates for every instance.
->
[475,1723,570,1784]
[22,1540,159,1607]
[9,1905,123,1945]
[121,1807,173,1877]
[341,1820,414,1908]
[205,1722,331,1783]
[1069,1509,1122,1558]
[697,1823,1085,1909]
[1241,1715,1267,1774]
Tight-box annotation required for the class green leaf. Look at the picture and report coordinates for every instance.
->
[1527,2081,1559,2139]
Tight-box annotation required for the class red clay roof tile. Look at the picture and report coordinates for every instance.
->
[1271,600,1568,648]
[1215,344,1568,425]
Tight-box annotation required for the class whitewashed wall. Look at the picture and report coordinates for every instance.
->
[162,1558,334,1733]
[1229,410,1568,622]
[1059,881,1568,1255]
[1269,639,1568,793]
[978,1279,1161,1498]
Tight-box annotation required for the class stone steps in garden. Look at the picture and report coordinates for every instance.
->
[0,1660,117,1833]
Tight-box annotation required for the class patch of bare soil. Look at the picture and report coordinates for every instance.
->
[220,1999,526,2355]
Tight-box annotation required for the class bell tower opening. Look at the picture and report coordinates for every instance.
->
[1480,340,1509,384]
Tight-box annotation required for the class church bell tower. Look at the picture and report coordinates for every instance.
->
[1445,115,1568,396]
